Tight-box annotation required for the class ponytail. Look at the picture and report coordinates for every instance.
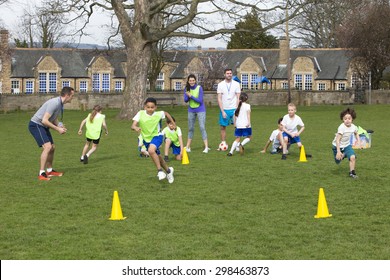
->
[235,92,248,117]
[90,105,102,123]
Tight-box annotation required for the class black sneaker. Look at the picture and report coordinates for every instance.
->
[281,154,287,160]
[80,158,84,162]
[349,172,358,179]
[164,156,169,162]
[306,154,312,158]
[227,153,233,156]
[83,155,88,164]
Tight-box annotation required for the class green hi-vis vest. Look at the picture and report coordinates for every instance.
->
[139,110,163,142]
[86,113,105,140]
[189,85,201,109]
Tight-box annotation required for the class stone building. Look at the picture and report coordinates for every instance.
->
[0,29,360,94]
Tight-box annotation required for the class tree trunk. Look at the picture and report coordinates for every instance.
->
[118,41,152,120]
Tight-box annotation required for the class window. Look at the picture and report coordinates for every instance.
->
[11,80,20,94]
[26,81,34,94]
[250,74,258,89]
[281,82,288,90]
[156,72,164,90]
[174,82,182,91]
[92,73,100,92]
[92,73,110,92]
[39,72,57,93]
[102,73,110,92]
[241,74,249,89]
[304,74,312,90]
[294,74,302,90]
[49,73,57,92]
[318,83,326,91]
[62,81,70,88]
[115,81,123,92]
[39,73,47,93]
[79,81,87,93]
[337,83,346,91]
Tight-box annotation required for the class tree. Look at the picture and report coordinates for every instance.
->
[16,0,68,48]
[57,0,314,119]
[290,0,362,48]
[227,10,277,49]
[337,1,390,89]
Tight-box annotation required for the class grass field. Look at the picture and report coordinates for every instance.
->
[1,104,390,260]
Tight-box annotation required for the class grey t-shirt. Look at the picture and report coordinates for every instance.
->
[31,97,63,127]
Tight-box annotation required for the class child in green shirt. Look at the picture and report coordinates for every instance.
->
[131,97,176,183]
[162,117,184,162]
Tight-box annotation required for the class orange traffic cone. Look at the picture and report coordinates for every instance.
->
[109,191,126,220]
[182,148,189,165]
[298,145,308,162]
[314,188,332,218]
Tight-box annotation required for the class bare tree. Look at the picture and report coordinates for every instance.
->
[289,0,362,48]
[16,0,68,48]
[56,0,313,119]
[337,1,390,89]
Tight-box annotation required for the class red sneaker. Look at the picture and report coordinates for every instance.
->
[47,170,63,177]
[38,172,51,181]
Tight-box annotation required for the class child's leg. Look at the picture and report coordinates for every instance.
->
[282,136,289,154]
[164,139,172,157]
[241,136,251,146]
[349,155,356,172]
[148,144,162,171]
[86,143,98,157]
[81,141,90,158]
[229,138,241,154]
[158,155,170,172]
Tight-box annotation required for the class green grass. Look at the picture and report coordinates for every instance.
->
[1,104,390,260]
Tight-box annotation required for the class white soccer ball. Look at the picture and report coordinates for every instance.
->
[219,141,229,151]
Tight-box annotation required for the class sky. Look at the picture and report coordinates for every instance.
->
[0,0,228,49]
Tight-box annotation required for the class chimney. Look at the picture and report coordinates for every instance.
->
[279,36,290,66]
[0,29,10,50]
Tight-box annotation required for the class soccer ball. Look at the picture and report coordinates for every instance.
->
[219,141,228,151]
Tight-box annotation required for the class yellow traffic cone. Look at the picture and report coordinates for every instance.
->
[314,188,332,218]
[109,191,126,220]
[298,145,308,162]
[182,148,190,165]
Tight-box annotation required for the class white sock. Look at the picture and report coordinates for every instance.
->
[47,168,53,173]
[230,141,239,154]
[39,170,45,175]
[241,138,251,146]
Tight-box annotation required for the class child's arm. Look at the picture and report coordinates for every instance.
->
[261,140,271,153]
[335,133,343,160]
[131,120,141,133]
[354,130,361,148]
[78,118,87,135]
[102,119,108,135]
[179,134,184,155]
[247,109,251,128]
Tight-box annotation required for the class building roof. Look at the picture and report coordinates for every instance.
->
[9,47,352,81]
[11,48,127,78]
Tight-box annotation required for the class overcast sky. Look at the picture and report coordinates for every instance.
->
[0,0,227,49]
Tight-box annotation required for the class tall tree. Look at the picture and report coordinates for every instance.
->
[227,10,277,49]
[290,0,362,48]
[57,0,313,119]
[337,1,390,89]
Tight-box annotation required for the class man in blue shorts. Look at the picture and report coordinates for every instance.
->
[28,87,74,181]
[217,68,241,149]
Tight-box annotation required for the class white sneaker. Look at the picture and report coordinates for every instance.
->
[186,147,191,152]
[202,147,211,153]
[167,167,174,183]
[157,170,166,180]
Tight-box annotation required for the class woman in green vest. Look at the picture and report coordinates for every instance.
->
[78,105,108,164]
[183,74,210,153]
